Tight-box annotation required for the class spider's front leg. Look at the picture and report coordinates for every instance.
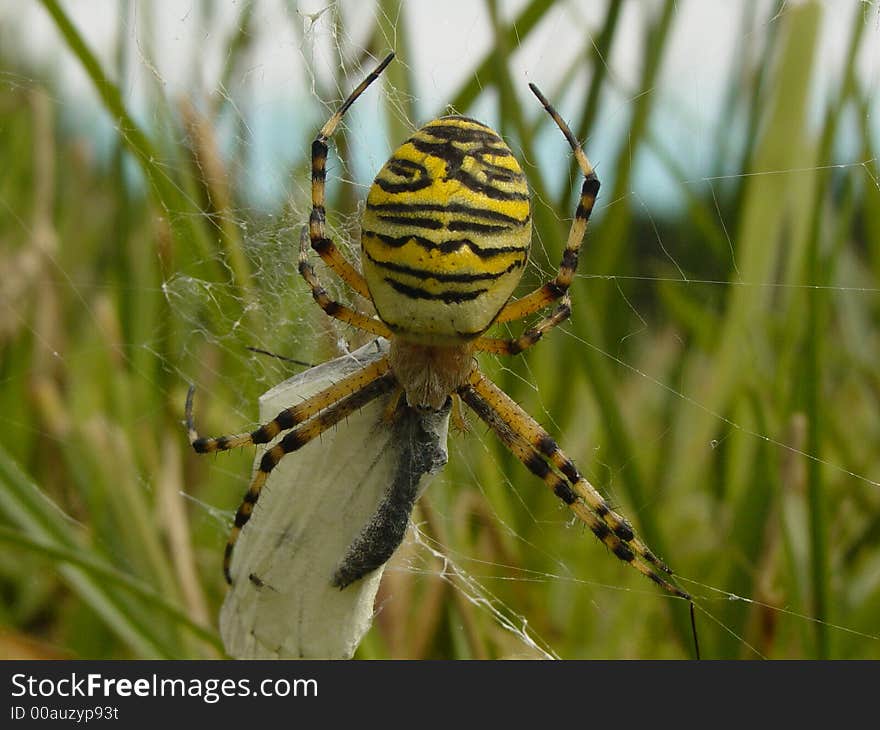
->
[458,368,690,600]
[185,355,392,454]
[186,357,396,583]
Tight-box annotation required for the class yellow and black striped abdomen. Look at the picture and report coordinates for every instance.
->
[361,116,531,344]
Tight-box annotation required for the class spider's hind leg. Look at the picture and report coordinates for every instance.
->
[306,53,395,299]
[492,83,599,327]
[474,296,572,355]
[297,227,392,339]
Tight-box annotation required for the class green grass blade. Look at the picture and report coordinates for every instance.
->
[0,526,222,653]
[0,445,187,657]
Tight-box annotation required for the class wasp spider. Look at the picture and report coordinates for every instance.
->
[186,53,690,601]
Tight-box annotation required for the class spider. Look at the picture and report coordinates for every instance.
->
[186,52,690,602]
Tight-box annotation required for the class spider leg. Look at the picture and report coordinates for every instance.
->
[220,367,398,583]
[186,355,392,454]
[492,83,599,326]
[463,367,671,572]
[474,296,571,355]
[459,368,689,600]
[297,228,393,338]
[306,53,395,300]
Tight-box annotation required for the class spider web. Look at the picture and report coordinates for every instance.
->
[3,0,880,659]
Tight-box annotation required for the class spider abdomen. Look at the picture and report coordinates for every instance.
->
[361,116,531,344]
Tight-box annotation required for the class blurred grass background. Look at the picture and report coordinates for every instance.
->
[1,0,879,659]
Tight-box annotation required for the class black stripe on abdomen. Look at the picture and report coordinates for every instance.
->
[365,201,529,226]
[362,229,527,259]
[364,250,521,283]
[419,122,503,145]
[373,176,433,194]
[384,279,489,304]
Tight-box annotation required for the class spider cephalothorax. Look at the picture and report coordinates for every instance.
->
[186,53,689,602]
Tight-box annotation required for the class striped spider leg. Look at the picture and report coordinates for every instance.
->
[458,369,689,599]
[186,358,395,583]
[305,53,396,302]
[488,83,601,329]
